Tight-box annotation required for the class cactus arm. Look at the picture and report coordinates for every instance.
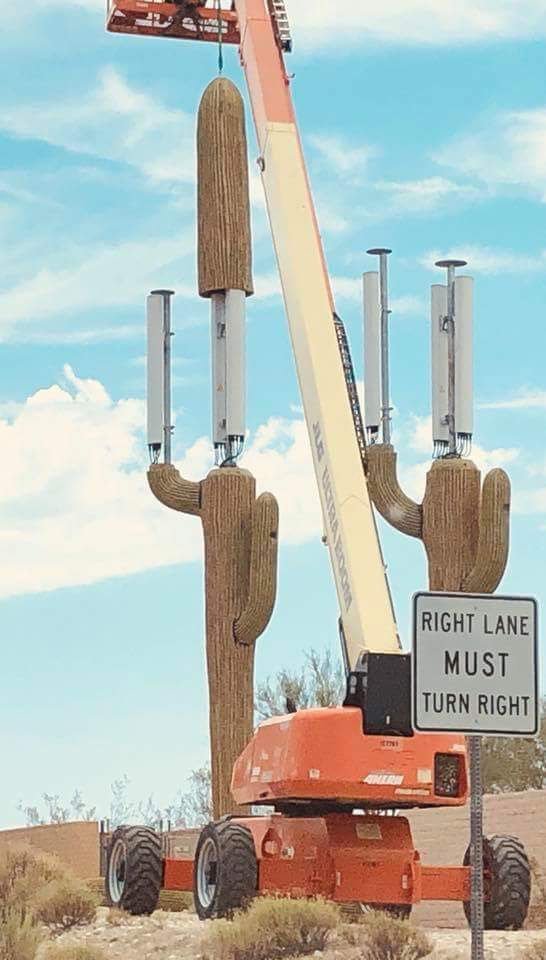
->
[234,492,279,645]
[147,463,202,516]
[463,468,511,594]
[366,444,423,539]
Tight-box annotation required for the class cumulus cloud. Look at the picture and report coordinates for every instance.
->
[403,415,520,500]
[0,368,322,599]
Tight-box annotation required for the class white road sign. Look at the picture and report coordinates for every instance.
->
[413,592,538,736]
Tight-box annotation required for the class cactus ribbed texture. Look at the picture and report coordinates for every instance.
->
[463,468,511,594]
[234,493,279,646]
[148,463,201,516]
[197,77,253,298]
[148,464,279,818]
[366,444,422,539]
[367,445,510,593]
[148,77,276,817]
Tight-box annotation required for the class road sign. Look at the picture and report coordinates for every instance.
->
[413,592,538,736]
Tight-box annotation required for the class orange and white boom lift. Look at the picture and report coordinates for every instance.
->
[105,0,530,927]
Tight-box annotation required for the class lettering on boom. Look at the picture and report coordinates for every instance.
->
[312,421,353,612]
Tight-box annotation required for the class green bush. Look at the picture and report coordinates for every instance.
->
[0,908,42,960]
[357,911,432,960]
[33,878,99,933]
[203,897,340,960]
[42,947,107,960]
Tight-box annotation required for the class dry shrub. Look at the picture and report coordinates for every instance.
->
[85,879,106,906]
[203,897,340,960]
[358,911,432,960]
[33,878,99,933]
[0,908,42,960]
[106,907,128,926]
[42,947,107,960]
[157,890,194,912]
[0,845,65,911]
[522,943,546,960]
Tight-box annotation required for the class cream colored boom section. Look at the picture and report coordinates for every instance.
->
[236,0,400,665]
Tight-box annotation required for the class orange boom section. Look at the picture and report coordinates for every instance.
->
[231,707,468,809]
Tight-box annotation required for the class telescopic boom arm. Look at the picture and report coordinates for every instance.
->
[107,0,401,667]
[234,0,400,666]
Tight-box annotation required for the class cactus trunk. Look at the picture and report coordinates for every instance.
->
[148,464,279,818]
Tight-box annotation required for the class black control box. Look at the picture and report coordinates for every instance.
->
[343,652,413,737]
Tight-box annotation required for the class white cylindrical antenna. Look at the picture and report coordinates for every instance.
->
[431,283,449,457]
[455,275,473,451]
[147,291,173,462]
[435,260,467,457]
[211,289,246,466]
[367,248,392,444]
[152,289,174,464]
[211,292,227,451]
[225,289,246,443]
[363,271,381,441]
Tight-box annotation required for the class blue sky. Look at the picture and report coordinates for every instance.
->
[1,1,545,828]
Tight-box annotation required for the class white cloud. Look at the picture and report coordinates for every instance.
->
[309,135,376,177]
[434,107,546,199]
[3,368,544,599]
[404,415,520,499]
[242,418,321,544]
[374,176,482,214]
[480,390,546,410]
[0,67,195,187]
[0,369,323,599]
[421,245,546,275]
[7,0,546,51]
[0,233,196,340]
[331,276,425,316]
[287,1,546,50]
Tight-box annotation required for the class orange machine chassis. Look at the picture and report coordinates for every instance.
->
[162,814,474,906]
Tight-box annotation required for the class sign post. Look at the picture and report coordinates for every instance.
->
[412,592,538,960]
[469,736,484,960]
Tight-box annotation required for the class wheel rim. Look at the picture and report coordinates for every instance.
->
[197,837,218,909]
[108,838,127,904]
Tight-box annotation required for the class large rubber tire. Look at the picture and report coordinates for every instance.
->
[463,834,531,930]
[193,820,258,920]
[106,825,162,916]
[341,902,412,922]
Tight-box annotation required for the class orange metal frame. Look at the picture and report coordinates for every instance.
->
[162,815,473,906]
[107,1,240,44]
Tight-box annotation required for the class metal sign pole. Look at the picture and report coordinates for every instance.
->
[469,735,485,960]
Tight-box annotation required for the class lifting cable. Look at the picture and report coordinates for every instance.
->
[216,0,224,73]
